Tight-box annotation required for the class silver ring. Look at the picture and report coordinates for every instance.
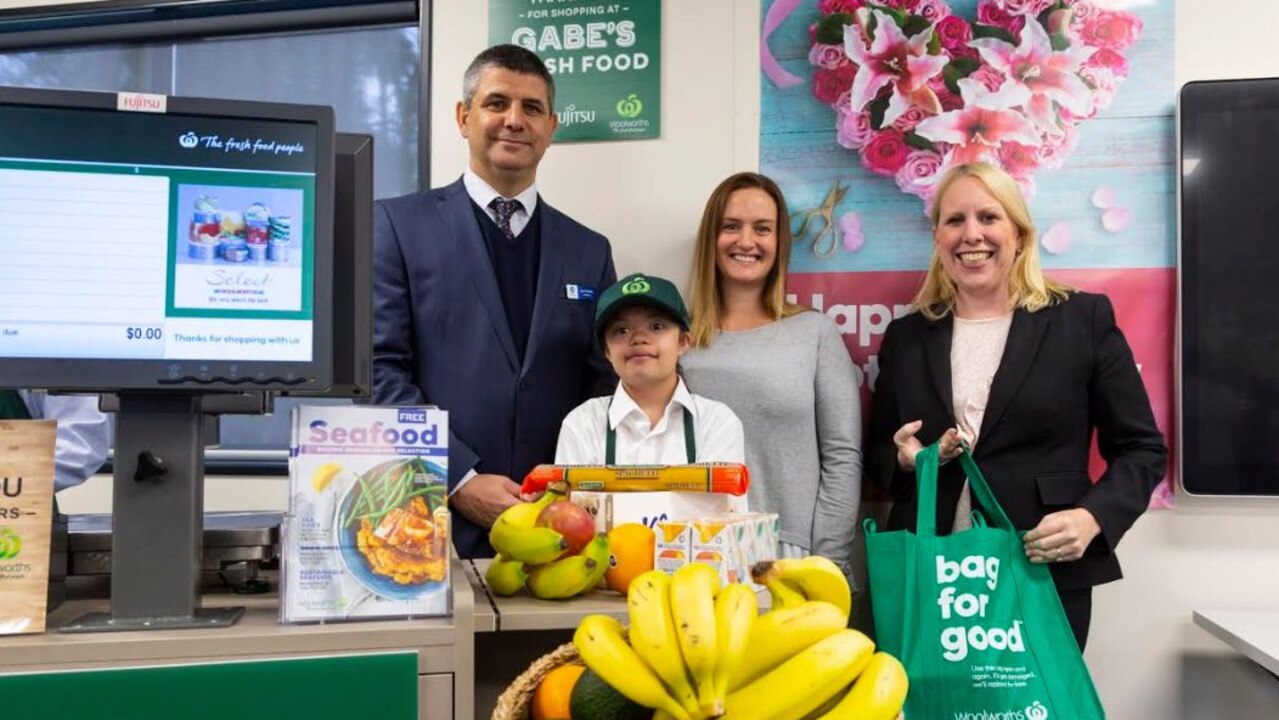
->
[1052,548,1061,561]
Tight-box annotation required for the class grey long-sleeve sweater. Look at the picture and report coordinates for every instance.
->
[682,310,862,572]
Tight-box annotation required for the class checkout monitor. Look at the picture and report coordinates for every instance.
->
[0,85,334,393]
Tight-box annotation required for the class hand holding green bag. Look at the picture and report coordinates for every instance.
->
[865,443,1105,720]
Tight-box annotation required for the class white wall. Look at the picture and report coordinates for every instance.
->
[62,2,1279,716]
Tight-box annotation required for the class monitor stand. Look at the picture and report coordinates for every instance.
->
[61,393,245,633]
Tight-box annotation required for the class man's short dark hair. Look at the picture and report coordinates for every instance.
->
[462,44,555,111]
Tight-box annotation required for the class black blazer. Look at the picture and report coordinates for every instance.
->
[373,178,617,558]
[866,292,1167,591]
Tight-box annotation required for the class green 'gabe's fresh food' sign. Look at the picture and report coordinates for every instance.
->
[489,0,661,142]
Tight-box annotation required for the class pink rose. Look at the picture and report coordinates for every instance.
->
[998,142,1040,178]
[812,64,855,105]
[838,212,865,252]
[837,109,875,150]
[1036,123,1078,170]
[819,0,864,14]
[1069,1,1100,25]
[894,149,944,200]
[928,77,964,111]
[809,43,848,70]
[913,0,952,24]
[992,0,1055,16]
[862,131,910,176]
[1079,65,1118,113]
[1079,10,1142,51]
[1086,47,1130,77]
[891,105,929,132]
[976,2,1026,36]
[936,16,972,51]
[968,64,1007,93]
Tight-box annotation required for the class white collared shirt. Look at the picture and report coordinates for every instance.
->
[16,390,109,492]
[463,168,539,238]
[555,379,745,466]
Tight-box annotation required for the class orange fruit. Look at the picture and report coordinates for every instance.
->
[531,663,586,720]
[603,523,656,595]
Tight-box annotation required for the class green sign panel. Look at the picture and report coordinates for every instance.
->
[489,0,661,142]
[1,652,418,719]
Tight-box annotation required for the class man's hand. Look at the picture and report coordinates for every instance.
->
[450,473,523,528]
[1023,508,1101,563]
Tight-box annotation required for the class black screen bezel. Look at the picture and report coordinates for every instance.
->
[0,85,334,392]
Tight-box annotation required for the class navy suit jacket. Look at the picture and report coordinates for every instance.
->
[373,178,617,558]
[866,292,1167,591]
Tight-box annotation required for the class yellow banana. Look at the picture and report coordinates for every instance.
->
[579,533,612,589]
[627,570,701,717]
[489,522,568,564]
[484,554,528,596]
[762,576,808,611]
[815,651,908,720]
[573,614,693,720]
[729,600,849,692]
[722,628,875,720]
[711,582,758,710]
[491,487,559,529]
[527,552,599,600]
[753,556,852,621]
[670,562,721,717]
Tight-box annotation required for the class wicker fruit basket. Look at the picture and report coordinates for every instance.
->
[491,641,581,720]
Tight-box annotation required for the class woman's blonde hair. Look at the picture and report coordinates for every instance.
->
[689,172,808,347]
[914,162,1072,320]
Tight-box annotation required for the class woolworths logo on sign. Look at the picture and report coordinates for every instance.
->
[0,528,20,560]
[616,93,643,119]
[953,701,1049,720]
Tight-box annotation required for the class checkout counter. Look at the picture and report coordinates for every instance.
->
[0,510,641,720]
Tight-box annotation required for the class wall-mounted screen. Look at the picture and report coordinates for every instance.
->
[1179,77,1279,496]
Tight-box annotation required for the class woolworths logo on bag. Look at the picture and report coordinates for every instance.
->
[936,553,1026,661]
[0,528,20,560]
[954,701,1049,720]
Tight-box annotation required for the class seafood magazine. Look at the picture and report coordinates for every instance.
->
[281,405,451,622]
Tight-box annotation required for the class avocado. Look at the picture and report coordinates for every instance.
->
[568,667,652,720]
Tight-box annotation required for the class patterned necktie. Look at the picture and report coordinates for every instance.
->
[489,197,523,240]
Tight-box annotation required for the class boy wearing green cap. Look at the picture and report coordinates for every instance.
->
[554,273,747,523]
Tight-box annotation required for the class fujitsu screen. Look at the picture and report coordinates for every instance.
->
[0,103,318,365]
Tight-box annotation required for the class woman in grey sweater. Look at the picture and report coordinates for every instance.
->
[681,172,862,581]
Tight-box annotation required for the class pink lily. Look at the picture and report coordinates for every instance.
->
[971,20,1095,131]
[843,9,946,128]
[915,78,1040,167]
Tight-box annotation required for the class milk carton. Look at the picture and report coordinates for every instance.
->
[281,405,451,623]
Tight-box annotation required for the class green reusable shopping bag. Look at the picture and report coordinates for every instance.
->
[865,444,1105,720]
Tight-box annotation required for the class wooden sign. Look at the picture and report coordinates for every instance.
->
[0,420,55,635]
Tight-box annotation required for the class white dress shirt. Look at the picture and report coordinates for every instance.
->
[463,168,539,237]
[555,379,745,465]
[16,390,110,492]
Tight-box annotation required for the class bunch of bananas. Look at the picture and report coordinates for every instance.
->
[485,490,610,600]
[572,557,909,720]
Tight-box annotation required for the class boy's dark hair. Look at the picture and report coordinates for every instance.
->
[462,44,556,111]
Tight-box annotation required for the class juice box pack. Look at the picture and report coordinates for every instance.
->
[281,405,451,623]
[655,512,780,588]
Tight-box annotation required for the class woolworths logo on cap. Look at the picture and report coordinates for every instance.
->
[0,528,20,560]
[622,277,651,295]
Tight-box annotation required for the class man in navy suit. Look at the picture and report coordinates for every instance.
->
[374,44,616,558]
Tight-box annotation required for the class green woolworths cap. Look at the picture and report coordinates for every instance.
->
[594,273,691,343]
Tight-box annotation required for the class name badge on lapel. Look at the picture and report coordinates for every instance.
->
[565,284,597,302]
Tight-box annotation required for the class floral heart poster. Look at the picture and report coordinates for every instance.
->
[762,0,1175,506]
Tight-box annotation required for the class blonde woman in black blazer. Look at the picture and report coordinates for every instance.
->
[865,162,1167,651]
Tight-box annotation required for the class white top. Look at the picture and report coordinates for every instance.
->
[463,168,539,237]
[16,390,110,492]
[950,313,1013,531]
[555,379,745,465]
[950,313,1014,449]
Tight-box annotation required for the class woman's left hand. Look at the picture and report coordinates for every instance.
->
[1023,508,1101,563]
